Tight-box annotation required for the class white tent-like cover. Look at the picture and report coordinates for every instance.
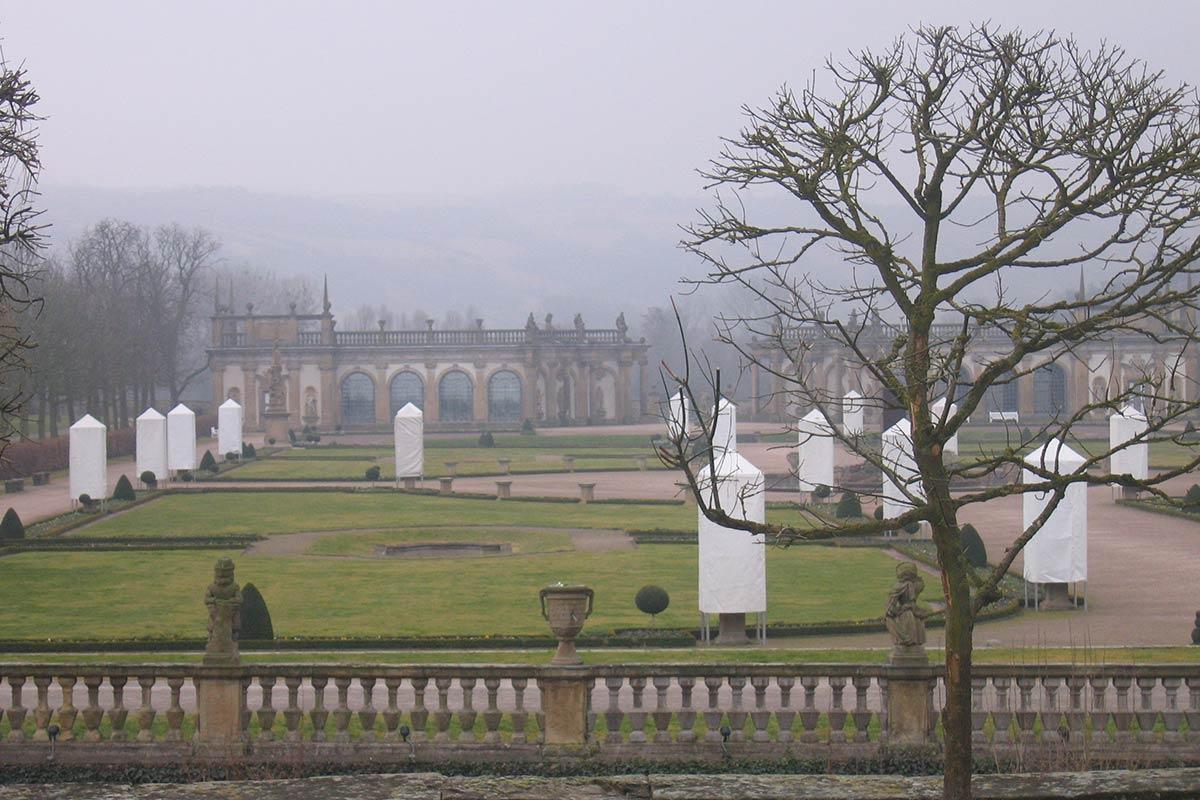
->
[1022,440,1088,584]
[217,399,244,458]
[797,409,835,492]
[1108,405,1148,482]
[842,390,864,436]
[931,397,959,456]
[664,390,691,441]
[712,397,737,459]
[70,414,108,502]
[697,452,767,615]
[135,408,168,484]
[394,403,424,479]
[167,403,197,472]
[881,418,924,519]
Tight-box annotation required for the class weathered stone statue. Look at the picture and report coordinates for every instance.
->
[573,313,585,334]
[265,340,286,413]
[525,313,538,332]
[885,561,929,665]
[615,312,628,339]
[203,558,243,666]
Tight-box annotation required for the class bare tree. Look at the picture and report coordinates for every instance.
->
[661,25,1200,800]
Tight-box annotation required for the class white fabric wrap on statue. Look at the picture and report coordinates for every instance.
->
[665,390,691,440]
[69,414,108,500]
[1108,405,1148,481]
[881,418,924,519]
[135,408,168,482]
[797,409,835,491]
[167,403,197,471]
[712,397,737,460]
[394,403,424,478]
[697,452,767,614]
[217,399,244,458]
[1022,440,1088,583]
[931,397,959,456]
[842,390,864,437]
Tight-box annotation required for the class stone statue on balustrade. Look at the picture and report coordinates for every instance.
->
[203,557,243,666]
[885,561,929,666]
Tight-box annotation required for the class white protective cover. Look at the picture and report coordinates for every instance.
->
[135,408,168,483]
[881,418,924,519]
[69,414,108,501]
[712,397,737,460]
[697,452,767,614]
[842,390,864,436]
[931,397,959,456]
[1022,440,1088,583]
[217,399,244,458]
[166,403,197,471]
[797,409,835,491]
[664,390,691,440]
[1108,405,1148,481]
[394,403,424,478]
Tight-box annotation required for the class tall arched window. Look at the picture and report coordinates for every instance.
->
[1034,363,1067,416]
[390,371,424,417]
[488,370,523,421]
[340,372,375,425]
[438,371,473,422]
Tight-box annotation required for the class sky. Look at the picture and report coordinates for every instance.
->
[2,2,1198,323]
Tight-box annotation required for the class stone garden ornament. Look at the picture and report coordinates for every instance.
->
[885,561,929,666]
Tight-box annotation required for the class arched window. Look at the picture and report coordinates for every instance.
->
[390,371,424,417]
[1034,363,1067,416]
[438,371,473,422]
[340,373,375,425]
[488,370,523,421]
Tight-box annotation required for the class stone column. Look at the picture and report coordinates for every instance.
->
[195,558,245,756]
[319,366,336,429]
[288,364,302,427]
[211,366,225,413]
[374,366,389,425]
[242,367,258,430]
[637,360,648,419]
[521,362,538,422]
[573,364,588,424]
[424,363,440,423]
[473,363,488,422]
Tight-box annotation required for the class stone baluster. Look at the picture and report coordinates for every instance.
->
[257,676,278,741]
[107,676,128,742]
[703,676,724,742]
[1088,677,1110,743]
[382,678,402,739]
[750,677,770,742]
[167,677,186,741]
[1134,677,1158,743]
[1042,677,1063,739]
[798,676,820,743]
[410,677,430,741]
[534,705,546,744]
[776,677,795,743]
[677,677,698,743]
[586,677,597,739]
[1186,678,1200,743]
[7,676,26,742]
[457,677,478,742]
[136,676,156,742]
[627,677,648,743]
[827,677,847,743]
[433,677,452,742]
[652,677,673,742]
[31,675,50,741]
[56,676,77,741]
[82,677,103,741]
[1014,676,1037,743]
[240,678,252,735]
[283,676,303,741]
[332,677,353,742]
[852,676,872,742]
[989,677,1011,743]
[727,676,747,742]
[1112,676,1134,741]
[1161,678,1183,743]
[310,676,329,741]
[510,678,528,744]
[970,677,988,744]
[602,677,623,743]
[483,678,502,743]
[1065,676,1087,742]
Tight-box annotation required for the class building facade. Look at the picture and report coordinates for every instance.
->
[207,288,651,431]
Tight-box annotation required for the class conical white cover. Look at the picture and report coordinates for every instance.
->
[797,409,835,491]
[69,414,108,501]
[135,408,168,483]
[167,403,197,471]
[218,399,244,458]
[1108,405,1148,481]
[394,403,424,479]
[931,397,959,456]
[881,418,924,519]
[1022,440,1088,583]
[664,389,691,441]
[842,390,864,436]
[697,453,766,614]
[712,397,737,464]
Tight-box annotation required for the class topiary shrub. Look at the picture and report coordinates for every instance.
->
[365,465,381,481]
[0,507,24,540]
[179,470,194,483]
[960,523,988,568]
[78,493,96,510]
[267,437,276,445]
[112,474,136,502]
[635,585,670,626]
[835,491,862,519]
[902,520,921,535]
[199,450,218,473]
[225,451,238,462]
[812,483,831,499]
[139,470,158,489]
[521,418,536,436]
[478,431,496,448]
[1185,484,1200,513]
[287,429,298,445]
[240,583,275,640]
[1021,426,1033,441]
[874,505,884,520]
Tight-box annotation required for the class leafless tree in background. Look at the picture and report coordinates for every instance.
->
[660,25,1200,800]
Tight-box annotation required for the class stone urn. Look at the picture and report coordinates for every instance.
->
[540,584,594,666]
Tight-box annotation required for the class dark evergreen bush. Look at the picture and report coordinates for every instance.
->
[139,470,158,488]
[902,520,921,535]
[1184,483,1200,513]
[287,428,298,444]
[960,523,988,568]
[199,450,218,473]
[813,483,831,499]
[1186,420,1196,435]
[112,474,136,502]
[267,437,276,445]
[635,585,670,624]
[240,583,275,640]
[242,442,257,459]
[0,507,24,540]
[179,470,194,483]
[365,465,381,481]
[225,451,238,462]
[1021,426,1033,441]
[874,505,884,520]
[521,418,536,436]
[478,431,496,448]
[835,491,862,519]
[78,493,96,509]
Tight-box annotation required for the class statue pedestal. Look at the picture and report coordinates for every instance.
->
[1038,582,1076,610]
[262,410,289,445]
[883,652,933,746]
[716,612,749,645]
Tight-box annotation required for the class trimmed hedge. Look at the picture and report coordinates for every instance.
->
[0,508,24,540]
[241,583,275,640]
[960,523,987,568]
[112,474,136,502]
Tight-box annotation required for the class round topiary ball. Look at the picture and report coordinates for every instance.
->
[139,470,158,488]
[813,483,831,499]
[635,585,670,619]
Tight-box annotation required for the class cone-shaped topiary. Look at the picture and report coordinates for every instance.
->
[521,418,536,436]
[1184,484,1200,513]
[199,450,218,473]
[478,431,496,448]
[0,507,24,540]
[635,585,670,625]
[240,582,274,640]
[242,442,257,459]
[112,474,136,502]
[835,491,862,519]
[960,523,988,568]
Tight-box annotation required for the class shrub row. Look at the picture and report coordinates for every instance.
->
[0,535,261,553]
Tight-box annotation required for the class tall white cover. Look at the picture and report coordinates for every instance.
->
[712,397,737,460]
[135,408,168,483]
[842,390,864,436]
[664,389,691,440]
[218,399,244,458]
[394,403,424,478]
[1108,405,1148,481]
[881,418,924,519]
[931,397,959,456]
[1022,440,1088,584]
[797,409,835,491]
[69,414,108,501]
[697,453,767,614]
[167,403,197,471]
